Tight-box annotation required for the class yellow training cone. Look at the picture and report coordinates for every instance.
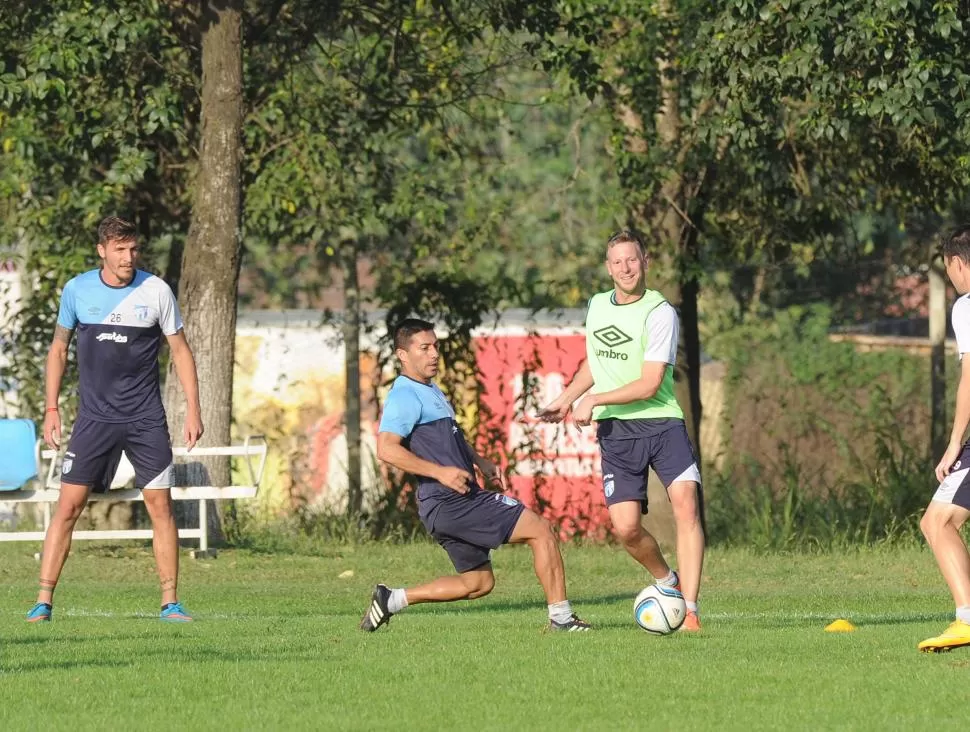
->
[825,619,856,632]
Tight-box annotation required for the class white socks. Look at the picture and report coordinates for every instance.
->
[388,588,408,614]
[956,606,970,624]
[656,569,696,613]
[548,600,574,624]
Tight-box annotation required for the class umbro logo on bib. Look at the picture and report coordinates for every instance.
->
[593,325,633,348]
[593,326,632,360]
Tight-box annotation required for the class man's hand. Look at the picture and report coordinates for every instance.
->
[184,411,204,452]
[43,409,61,450]
[572,394,597,427]
[478,458,509,492]
[936,440,964,483]
[537,397,570,423]
[437,466,473,494]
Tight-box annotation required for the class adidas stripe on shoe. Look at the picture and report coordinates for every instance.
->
[359,584,393,632]
[548,613,592,632]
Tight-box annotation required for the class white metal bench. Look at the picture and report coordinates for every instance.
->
[0,436,267,558]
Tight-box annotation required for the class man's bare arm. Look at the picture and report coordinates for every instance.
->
[45,326,73,409]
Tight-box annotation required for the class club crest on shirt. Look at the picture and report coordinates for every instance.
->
[134,305,153,322]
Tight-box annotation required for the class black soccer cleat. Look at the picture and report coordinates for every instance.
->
[359,584,393,632]
[548,613,592,632]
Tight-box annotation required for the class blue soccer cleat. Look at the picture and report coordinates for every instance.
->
[26,602,52,623]
[160,601,193,622]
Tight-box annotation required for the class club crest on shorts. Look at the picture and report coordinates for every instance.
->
[494,494,519,507]
[61,458,73,475]
[604,480,615,498]
[955,460,962,471]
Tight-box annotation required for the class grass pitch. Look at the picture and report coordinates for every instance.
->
[1,541,968,730]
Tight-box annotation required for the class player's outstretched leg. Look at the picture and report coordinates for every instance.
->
[26,482,90,623]
[359,568,495,632]
[918,501,970,652]
[507,509,591,631]
[669,480,705,632]
[143,488,192,622]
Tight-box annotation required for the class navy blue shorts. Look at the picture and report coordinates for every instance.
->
[599,420,701,513]
[418,489,526,573]
[61,415,173,492]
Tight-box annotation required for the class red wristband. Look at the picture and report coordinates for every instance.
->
[46,407,58,413]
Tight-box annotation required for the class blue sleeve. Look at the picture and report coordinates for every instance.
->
[56,280,78,329]
[379,389,422,437]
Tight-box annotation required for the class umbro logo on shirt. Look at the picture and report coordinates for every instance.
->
[593,325,633,360]
[593,325,633,348]
[96,332,129,344]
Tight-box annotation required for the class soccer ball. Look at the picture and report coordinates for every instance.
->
[633,584,686,634]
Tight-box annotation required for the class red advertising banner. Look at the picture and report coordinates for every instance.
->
[475,332,609,537]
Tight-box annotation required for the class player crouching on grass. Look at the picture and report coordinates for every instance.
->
[919,225,970,653]
[359,318,591,632]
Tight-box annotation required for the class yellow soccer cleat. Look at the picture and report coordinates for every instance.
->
[918,620,970,653]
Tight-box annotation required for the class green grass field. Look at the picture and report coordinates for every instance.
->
[1,541,968,731]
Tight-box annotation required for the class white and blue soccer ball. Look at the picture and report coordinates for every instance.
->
[633,584,686,634]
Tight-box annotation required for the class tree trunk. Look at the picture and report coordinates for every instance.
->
[163,0,244,540]
[342,239,362,515]
[647,0,702,461]
[602,1,704,546]
[930,254,947,461]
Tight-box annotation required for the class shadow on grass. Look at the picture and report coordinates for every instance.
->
[456,593,631,615]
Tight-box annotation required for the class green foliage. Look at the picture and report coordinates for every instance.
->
[692,0,970,304]
[706,305,934,548]
[0,0,195,417]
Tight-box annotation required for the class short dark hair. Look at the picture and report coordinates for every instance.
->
[942,225,970,264]
[393,318,435,351]
[98,216,137,245]
[606,229,648,258]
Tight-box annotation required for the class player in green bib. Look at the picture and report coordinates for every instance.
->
[539,230,705,632]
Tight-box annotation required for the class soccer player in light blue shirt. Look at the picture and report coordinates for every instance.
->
[359,318,590,632]
[26,217,203,624]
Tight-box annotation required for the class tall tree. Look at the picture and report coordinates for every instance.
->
[162,0,244,493]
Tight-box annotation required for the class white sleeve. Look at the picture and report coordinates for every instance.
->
[157,280,184,336]
[643,302,678,365]
[953,296,970,360]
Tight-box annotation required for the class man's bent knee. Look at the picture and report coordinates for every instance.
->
[612,521,643,545]
[920,509,936,540]
[54,483,89,523]
[142,489,173,514]
[669,481,700,521]
[462,569,495,599]
[921,502,970,542]
[509,508,556,545]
